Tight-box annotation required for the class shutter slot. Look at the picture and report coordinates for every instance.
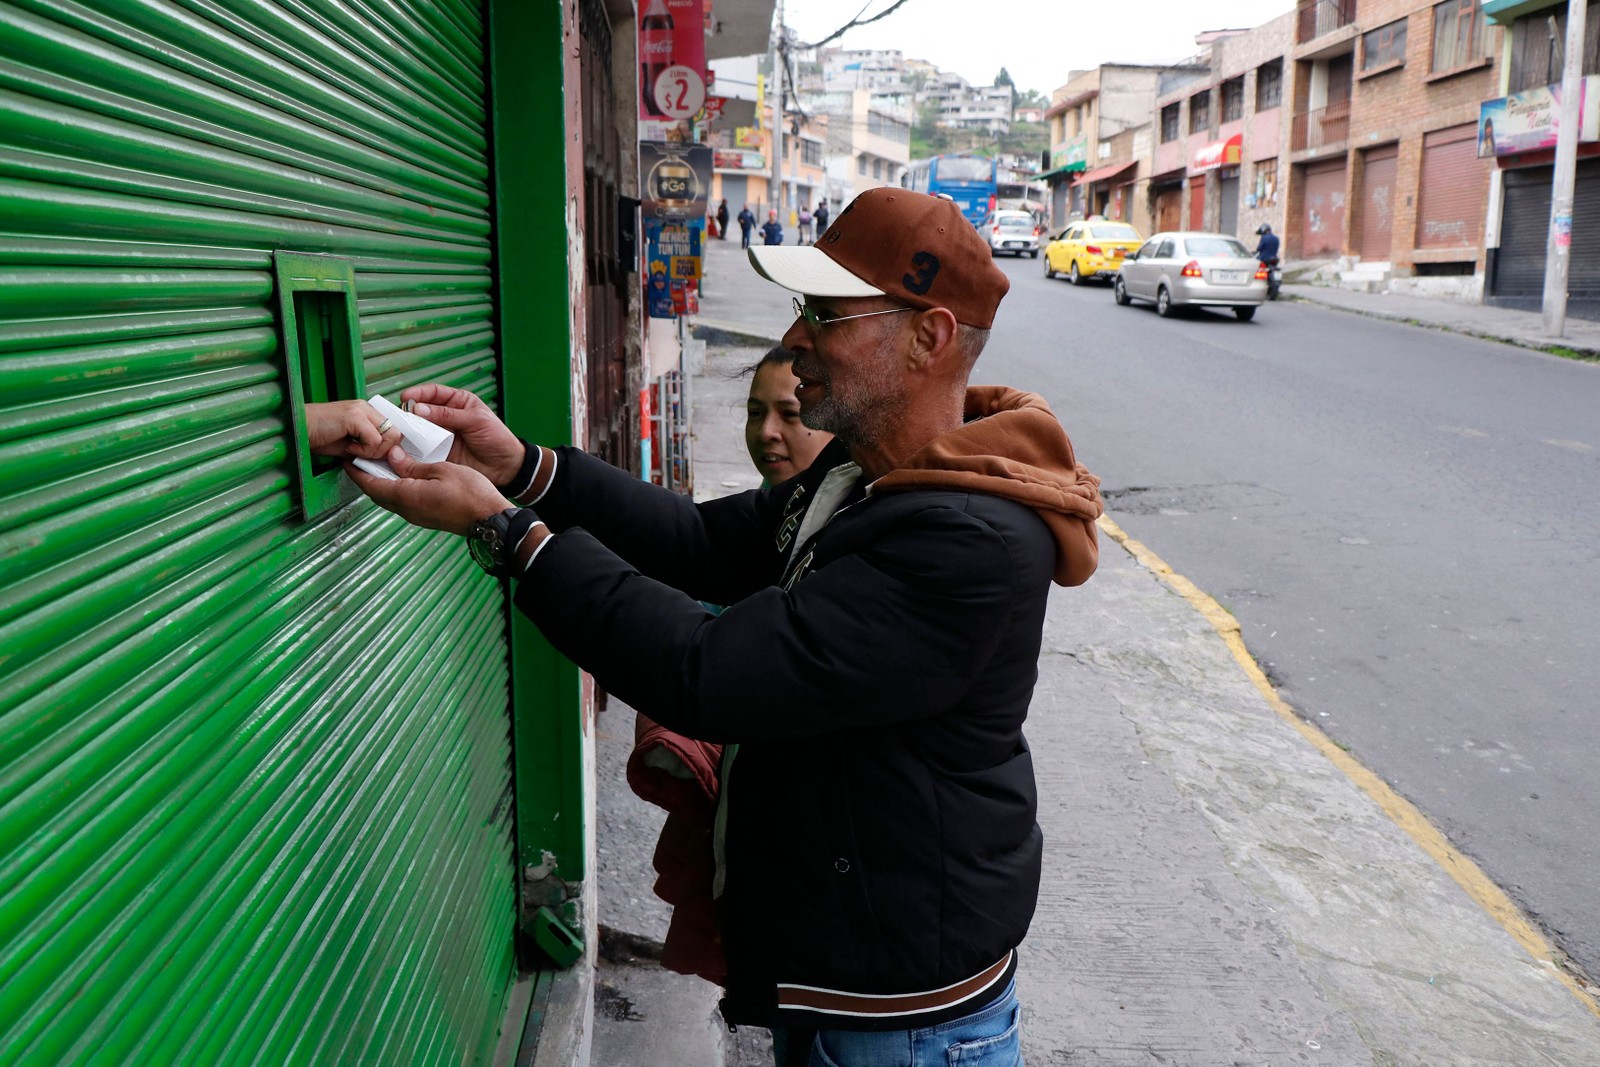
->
[0,308,274,357]
[6,357,276,434]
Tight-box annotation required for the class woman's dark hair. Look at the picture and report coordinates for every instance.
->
[740,344,795,379]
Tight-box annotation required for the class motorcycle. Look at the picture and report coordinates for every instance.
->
[1259,257,1282,301]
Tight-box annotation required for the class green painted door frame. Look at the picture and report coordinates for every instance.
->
[488,0,589,947]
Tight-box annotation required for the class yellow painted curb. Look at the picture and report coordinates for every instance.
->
[1096,513,1600,1017]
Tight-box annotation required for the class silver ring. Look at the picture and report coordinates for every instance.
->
[376,417,395,435]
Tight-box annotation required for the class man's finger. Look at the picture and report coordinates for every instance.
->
[400,383,475,409]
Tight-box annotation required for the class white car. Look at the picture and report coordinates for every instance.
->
[1114,231,1269,321]
[982,211,1041,258]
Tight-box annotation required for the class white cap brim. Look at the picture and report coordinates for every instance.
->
[747,246,885,298]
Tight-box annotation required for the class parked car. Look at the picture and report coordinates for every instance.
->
[1113,231,1269,320]
[982,210,1041,257]
[1043,220,1144,284]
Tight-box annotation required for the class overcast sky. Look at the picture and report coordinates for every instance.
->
[786,0,1298,96]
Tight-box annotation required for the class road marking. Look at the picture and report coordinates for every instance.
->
[1541,438,1596,454]
[1095,513,1600,1017]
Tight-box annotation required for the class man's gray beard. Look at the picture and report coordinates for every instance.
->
[801,393,874,448]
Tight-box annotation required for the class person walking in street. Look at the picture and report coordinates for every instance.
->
[759,208,783,246]
[813,199,829,236]
[346,188,1104,1067]
[737,203,756,249]
[716,198,730,241]
[797,205,813,245]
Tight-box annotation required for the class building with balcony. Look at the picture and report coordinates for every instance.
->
[1285,0,1503,294]
[814,88,913,206]
[1478,0,1600,318]
[1040,65,1168,227]
[1150,19,1295,241]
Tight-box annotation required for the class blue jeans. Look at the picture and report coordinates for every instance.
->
[770,980,1022,1067]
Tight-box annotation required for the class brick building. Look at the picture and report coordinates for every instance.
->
[1284,0,1503,294]
[1150,19,1296,242]
[1040,65,1167,227]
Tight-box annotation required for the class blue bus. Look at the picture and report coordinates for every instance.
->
[903,155,998,226]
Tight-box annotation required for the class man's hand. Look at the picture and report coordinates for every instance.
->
[346,447,514,535]
[306,399,404,459]
[398,384,525,486]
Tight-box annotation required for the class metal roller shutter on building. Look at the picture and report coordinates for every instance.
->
[1417,124,1489,251]
[1493,158,1600,305]
[1218,170,1239,238]
[1302,159,1347,257]
[1359,145,1398,262]
[0,2,516,1063]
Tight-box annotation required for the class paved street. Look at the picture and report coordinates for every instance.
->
[982,252,1600,983]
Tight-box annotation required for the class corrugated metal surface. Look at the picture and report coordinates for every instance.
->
[1301,159,1347,257]
[1189,174,1206,231]
[1417,124,1488,251]
[1493,158,1600,299]
[1359,145,1398,262]
[0,1,517,1063]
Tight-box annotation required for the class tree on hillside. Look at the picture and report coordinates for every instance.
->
[994,67,1014,88]
[1016,88,1048,111]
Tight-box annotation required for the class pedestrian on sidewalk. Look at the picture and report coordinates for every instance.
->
[347,188,1104,1067]
[814,199,829,236]
[797,205,813,245]
[738,203,756,249]
[716,198,730,241]
[759,208,783,246]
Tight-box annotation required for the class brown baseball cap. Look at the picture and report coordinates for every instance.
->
[747,188,1011,329]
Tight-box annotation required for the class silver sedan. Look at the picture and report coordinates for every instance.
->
[1114,231,1268,321]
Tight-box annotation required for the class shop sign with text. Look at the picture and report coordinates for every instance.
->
[1478,76,1600,158]
[638,0,706,121]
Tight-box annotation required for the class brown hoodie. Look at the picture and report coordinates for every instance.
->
[873,386,1103,587]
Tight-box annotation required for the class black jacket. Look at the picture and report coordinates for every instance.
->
[517,399,1100,1030]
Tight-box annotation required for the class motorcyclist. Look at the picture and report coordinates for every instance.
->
[1254,223,1282,299]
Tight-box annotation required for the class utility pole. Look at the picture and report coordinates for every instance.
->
[767,0,784,220]
[1542,0,1587,337]
[784,39,800,225]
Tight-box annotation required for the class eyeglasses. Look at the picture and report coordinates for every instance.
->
[792,297,914,334]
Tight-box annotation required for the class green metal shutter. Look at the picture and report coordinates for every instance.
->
[0,1,519,1063]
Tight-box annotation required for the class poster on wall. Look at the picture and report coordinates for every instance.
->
[1477,75,1600,158]
[638,0,706,121]
[640,142,713,221]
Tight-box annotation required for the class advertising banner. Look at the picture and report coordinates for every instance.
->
[641,142,711,319]
[1478,75,1600,158]
[638,0,706,121]
[641,142,713,220]
[1191,133,1243,172]
[644,222,703,318]
[735,126,763,148]
[714,149,766,171]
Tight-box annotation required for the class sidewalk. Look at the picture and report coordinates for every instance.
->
[590,239,1600,1065]
[1285,282,1600,358]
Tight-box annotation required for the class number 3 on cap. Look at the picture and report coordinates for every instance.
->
[903,252,940,295]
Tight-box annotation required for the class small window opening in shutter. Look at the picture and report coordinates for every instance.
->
[274,251,367,520]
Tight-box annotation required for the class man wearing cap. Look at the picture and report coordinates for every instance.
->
[350,188,1103,1066]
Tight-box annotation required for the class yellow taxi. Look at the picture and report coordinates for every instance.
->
[1042,219,1145,285]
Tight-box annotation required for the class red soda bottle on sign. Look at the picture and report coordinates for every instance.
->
[639,0,674,118]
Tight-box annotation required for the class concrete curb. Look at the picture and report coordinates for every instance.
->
[1286,289,1600,361]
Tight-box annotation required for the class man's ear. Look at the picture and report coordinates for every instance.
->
[906,307,959,372]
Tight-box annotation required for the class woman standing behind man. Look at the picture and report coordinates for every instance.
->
[745,345,831,484]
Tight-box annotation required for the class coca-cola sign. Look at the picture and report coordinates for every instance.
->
[638,0,707,121]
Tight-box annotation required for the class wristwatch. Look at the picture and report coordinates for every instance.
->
[466,508,540,578]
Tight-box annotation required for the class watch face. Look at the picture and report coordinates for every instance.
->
[468,532,496,572]
[468,519,505,574]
